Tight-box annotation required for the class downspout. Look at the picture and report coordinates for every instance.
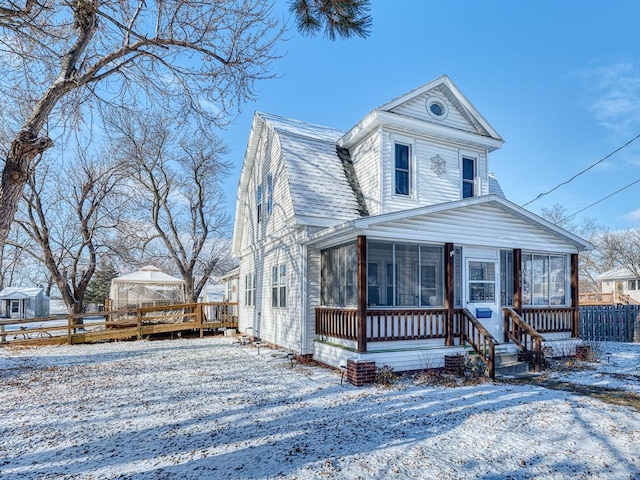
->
[300,236,308,355]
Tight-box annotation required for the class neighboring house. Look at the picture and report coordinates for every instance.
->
[0,287,50,319]
[231,75,592,378]
[219,267,240,303]
[595,266,640,304]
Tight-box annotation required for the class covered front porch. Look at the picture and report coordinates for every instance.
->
[313,236,581,379]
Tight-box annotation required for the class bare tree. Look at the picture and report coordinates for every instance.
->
[0,0,371,257]
[110,110,232,302]
[14,152,126,314]
[540,203,606,292]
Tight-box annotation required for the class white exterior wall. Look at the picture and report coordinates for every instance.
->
[240,126,293,253]
[365,203,578,253]
[601,279,640,303]
[304,247,321,356]
[390,86,483,136]
[350,130,381,215]
[237,125,308,352]
[378,129,488,214]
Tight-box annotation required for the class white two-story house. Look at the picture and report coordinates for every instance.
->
[231,75,592,380]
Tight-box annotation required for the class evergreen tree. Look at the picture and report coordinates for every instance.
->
[84,260,119,307]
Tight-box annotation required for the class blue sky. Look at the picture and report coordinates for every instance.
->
[222,0,640,233]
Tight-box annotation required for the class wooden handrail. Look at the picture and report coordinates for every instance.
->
[503,307,545,372]
[458,309,497,379]
[1,301,238,346]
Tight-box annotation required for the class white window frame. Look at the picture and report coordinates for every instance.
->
[461,154,476,199]
[244,273,255,307]
[392,135,416,199]
[266,173,273,217]
[256,184,263,223]
[272,263,287,308]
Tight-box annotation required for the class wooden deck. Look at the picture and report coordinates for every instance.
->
[579,292,640,305]
[0,302,238,346]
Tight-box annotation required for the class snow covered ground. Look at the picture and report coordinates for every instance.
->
[1,337,639,480]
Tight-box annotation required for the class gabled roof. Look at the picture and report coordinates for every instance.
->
[305,195,594,252]
[232,112,365,255]
[0,287,46,300]
[338,75,504,151]
[112,265,184,284]
[596,266,640,281]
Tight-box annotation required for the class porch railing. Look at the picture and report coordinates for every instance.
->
[315,308,449,342]
[315,308,357,340]
[458,309,496,379]
[503,307,544,372]
[521,307,573,333]
[367,309,448,342]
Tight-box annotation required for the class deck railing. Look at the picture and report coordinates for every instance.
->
[503,307,545,371]
[458,309,497,379]
[521,307,573,333]
[579,292,614,305]
[0,302,238,346]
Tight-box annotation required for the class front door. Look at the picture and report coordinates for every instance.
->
[9,299,21,319]
[465,257,501,339]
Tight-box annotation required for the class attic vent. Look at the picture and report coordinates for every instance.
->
[426,96,448,120]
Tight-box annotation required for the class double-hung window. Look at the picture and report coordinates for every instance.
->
[244,273,255,306]
[266,174,273,217]
[272,264,287,308]
[395,143,411,196]
[256,184,263,223]
[462,157,475,198]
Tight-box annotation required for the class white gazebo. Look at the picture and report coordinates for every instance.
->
[108,266,186,310]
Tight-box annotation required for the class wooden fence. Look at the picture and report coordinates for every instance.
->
[0,302,238,347]
[579,305,640,342]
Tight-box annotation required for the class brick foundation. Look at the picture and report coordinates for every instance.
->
[575,345,592,361]
[346,359,376,386]
[444,354,465,373]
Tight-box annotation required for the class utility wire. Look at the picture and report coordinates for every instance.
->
[522,132,640,207]
[565,176,640,220]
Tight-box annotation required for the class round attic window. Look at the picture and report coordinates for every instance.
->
[426,96,448,120]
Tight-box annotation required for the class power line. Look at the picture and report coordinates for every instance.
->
[565,176,640,220]
[521,132,640,207]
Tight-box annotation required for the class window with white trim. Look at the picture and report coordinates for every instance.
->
[394,143,411,196]
[256,184,263,223]
[272,264,287,308]
[244,273,255,306]
[266,173,273,217]
[468,261,496,303]
[462,157,475,198]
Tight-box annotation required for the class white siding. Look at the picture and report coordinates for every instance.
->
[366,203,580,254]
[240,126,295,254]
[390,86,483,136]
[304,247,321,355]
[239,232,304,352]
[379,129,489,214]
[350,130,381,215]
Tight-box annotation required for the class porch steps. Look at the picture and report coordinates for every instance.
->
[494,351,530,378]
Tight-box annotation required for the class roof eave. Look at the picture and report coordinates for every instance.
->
[231,112,266,257]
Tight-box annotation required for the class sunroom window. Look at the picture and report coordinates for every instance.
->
[522,253,566,306]
[321,243,357,307]
[366,241,443,307]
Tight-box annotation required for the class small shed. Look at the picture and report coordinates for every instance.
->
[108,266,186,310]
[0,287,50,319]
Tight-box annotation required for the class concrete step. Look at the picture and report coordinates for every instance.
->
[495,351,530,377]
